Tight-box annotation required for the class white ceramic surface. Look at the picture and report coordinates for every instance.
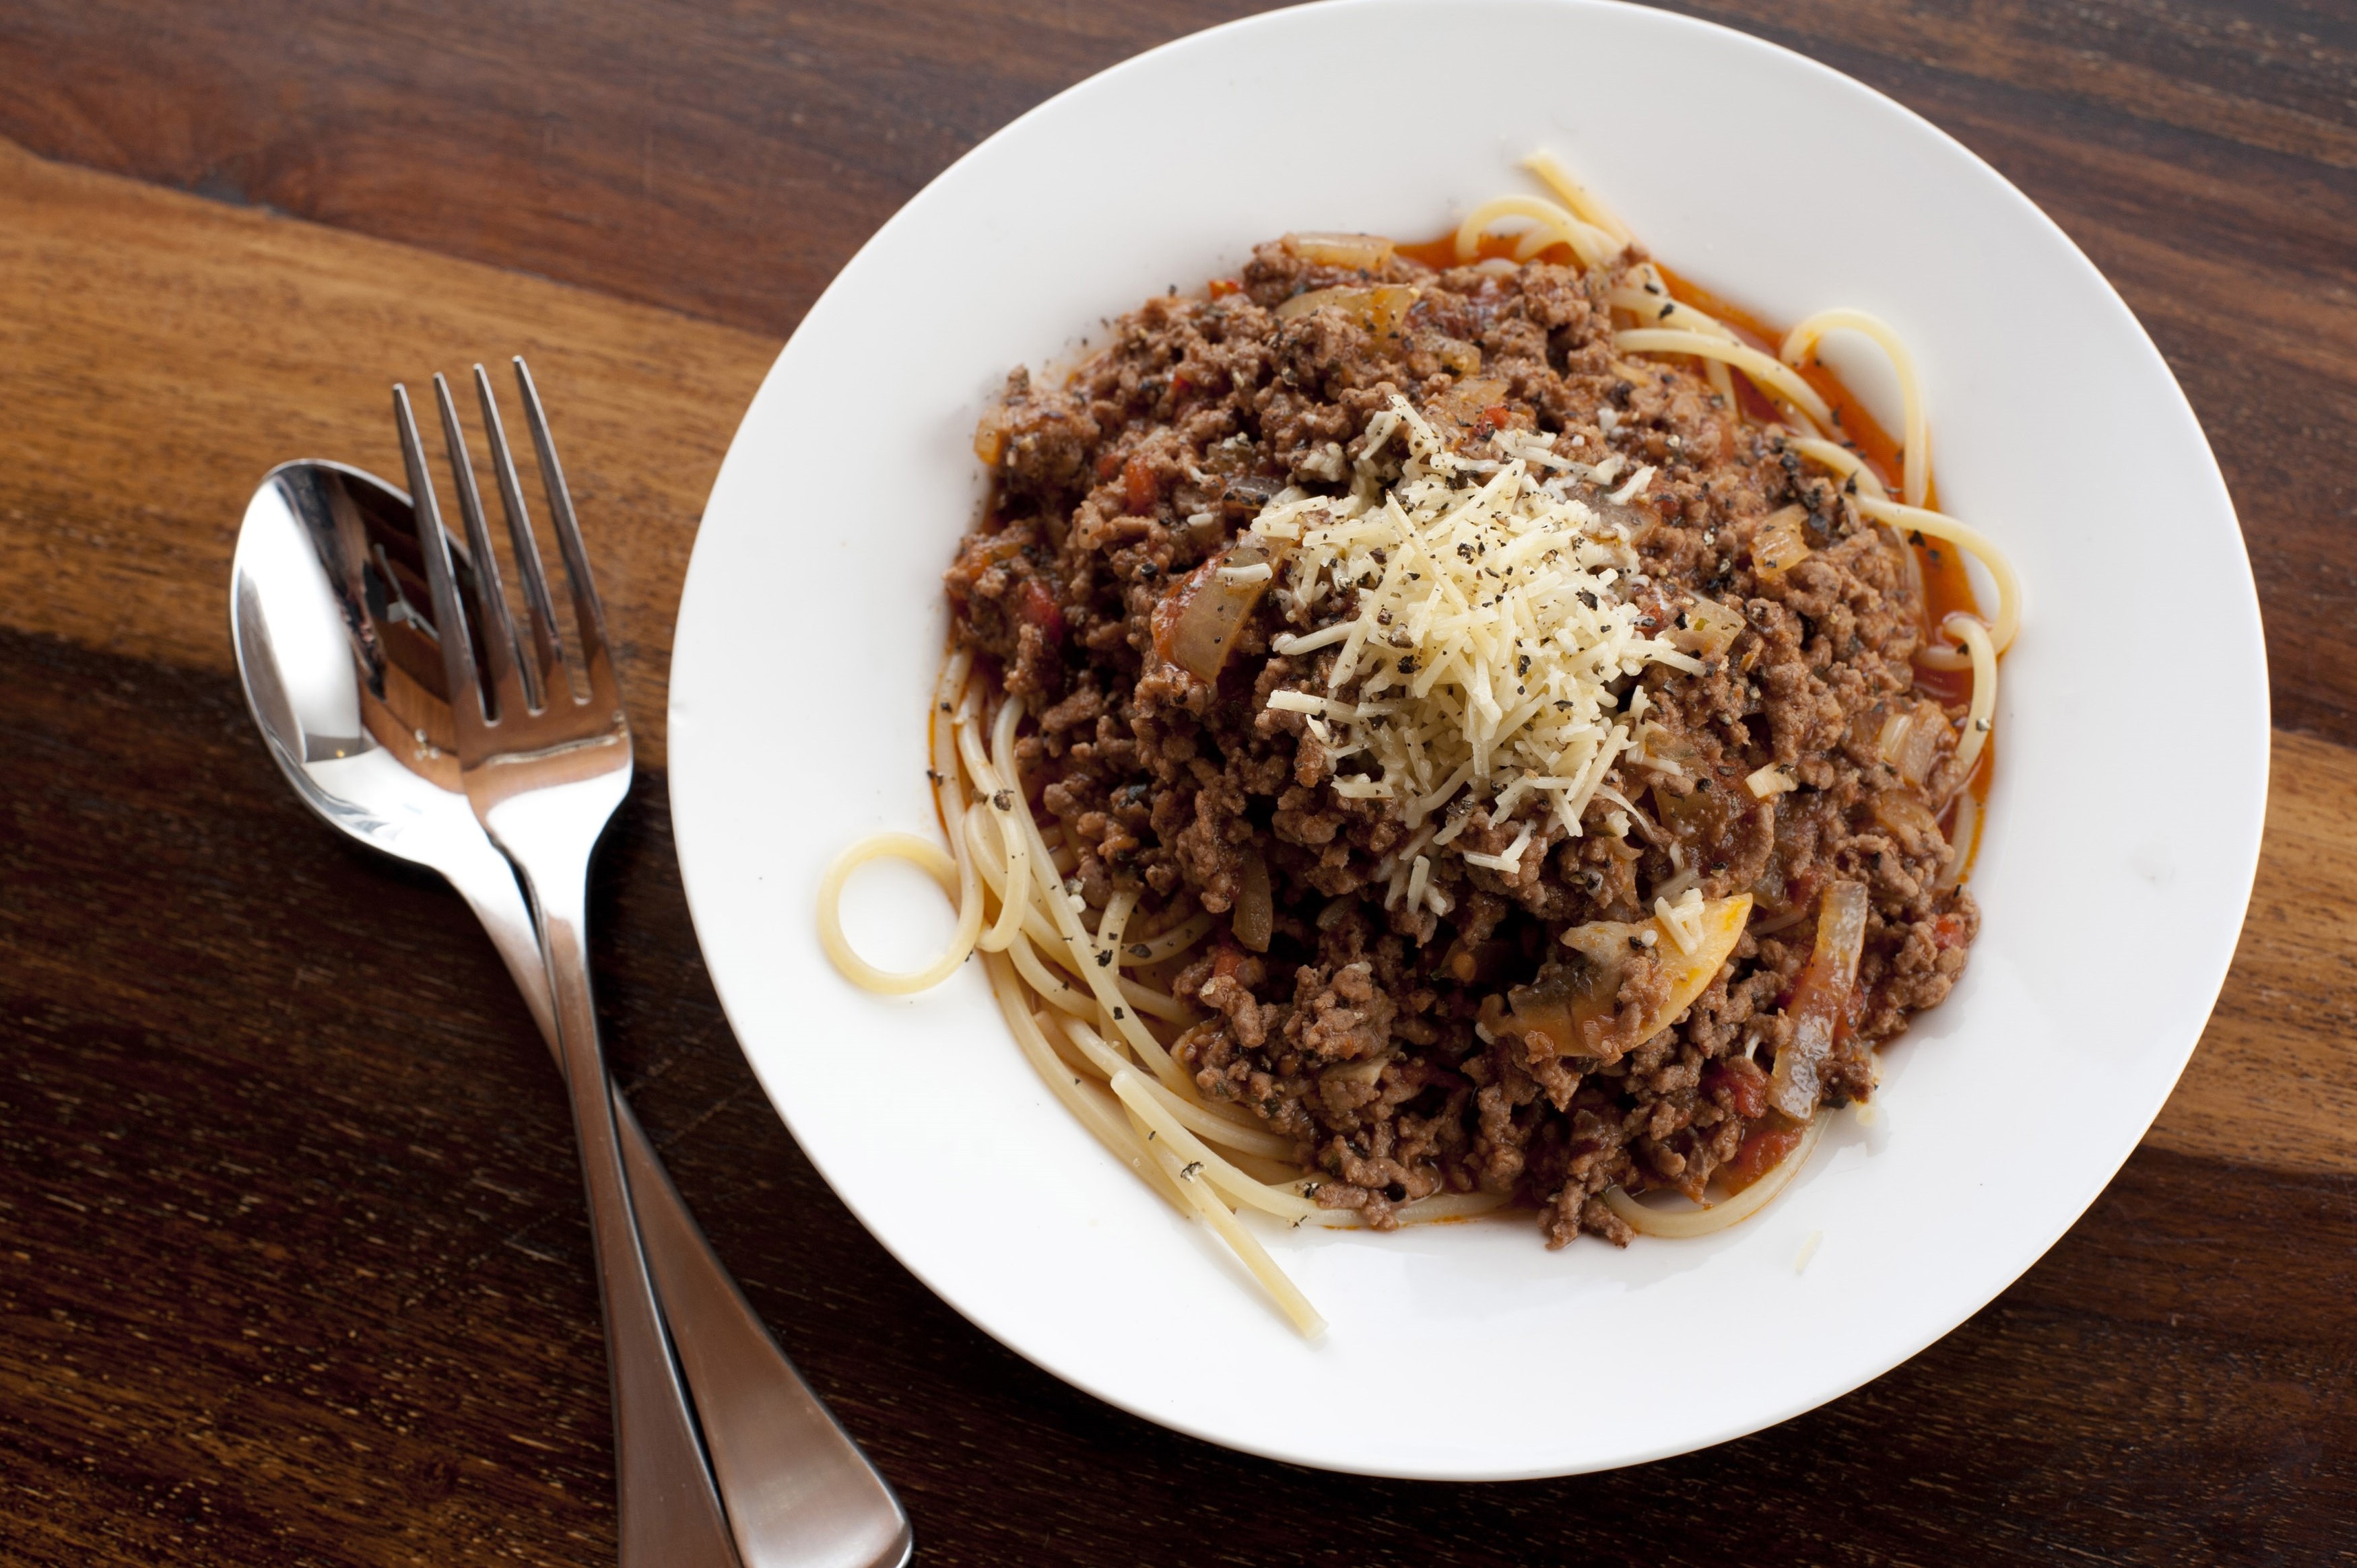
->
[667,0,2266,1479]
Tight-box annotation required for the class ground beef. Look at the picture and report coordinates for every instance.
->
[945,238,1981,1246]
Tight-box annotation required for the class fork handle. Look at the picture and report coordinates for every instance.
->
[528,862,741,1568]
[446,846,911,1568]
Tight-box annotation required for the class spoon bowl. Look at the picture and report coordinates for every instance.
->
[232,460,553,1019]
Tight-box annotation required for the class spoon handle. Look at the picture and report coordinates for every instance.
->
[520,848,739,1568]
[618,1103,914,1568]
[440,830,562,1044]
[442,840,910,1568]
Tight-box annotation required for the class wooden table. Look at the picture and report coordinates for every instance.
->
[3,2,2351,1562]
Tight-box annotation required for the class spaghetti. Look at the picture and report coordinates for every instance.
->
[818,156,2017,1334]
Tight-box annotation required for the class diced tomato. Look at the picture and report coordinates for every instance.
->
[1721,1119,1805,1194]
[1014,579,1065,644]
[1207,277,1242,300]
[1211,944,1244,983]
[1701,1059,1768,1121]
[1933,912,1969,951]
[1123,453,1159,516]
[1095,450,1123,481]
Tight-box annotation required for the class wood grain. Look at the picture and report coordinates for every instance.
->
[1671,0,2357,743]
[4,626,2348,1568]
[0,131,2338,1180]
[1,1,2354,1563]
[0,135,774,764]
[0,0,1265,337]
[4,0,2354,743]
[2148,727,2357,1174]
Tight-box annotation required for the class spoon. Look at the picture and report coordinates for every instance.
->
[230,458,911,1568]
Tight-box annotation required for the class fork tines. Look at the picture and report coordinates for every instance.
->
[392,360,621,736]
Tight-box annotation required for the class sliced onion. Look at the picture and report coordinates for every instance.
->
[1768,881,1868,1119]
[1666,592,1745,661]
[1871,789,1941,843]
[1284,232,1396,270]
[1273,283,1420,338]
[1750,504,1812,580]
[1320,1050,1392,1089]
[1877,699,1945,786]
[1154,538,1288,682]
[1484,894,1752,1059]
[1429,376,1510,432]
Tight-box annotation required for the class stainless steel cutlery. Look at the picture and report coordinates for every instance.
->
[230,361,910,1568]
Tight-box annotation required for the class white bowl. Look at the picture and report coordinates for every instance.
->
[668,0,2266,1479]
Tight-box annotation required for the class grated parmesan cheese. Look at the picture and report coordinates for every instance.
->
[1462,821,1536,873]
[1606,465,1657,506]
[1653,887,1707,955]
[1262,397,1693,840]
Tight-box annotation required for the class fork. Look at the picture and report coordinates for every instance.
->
[394,361,909,1568]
